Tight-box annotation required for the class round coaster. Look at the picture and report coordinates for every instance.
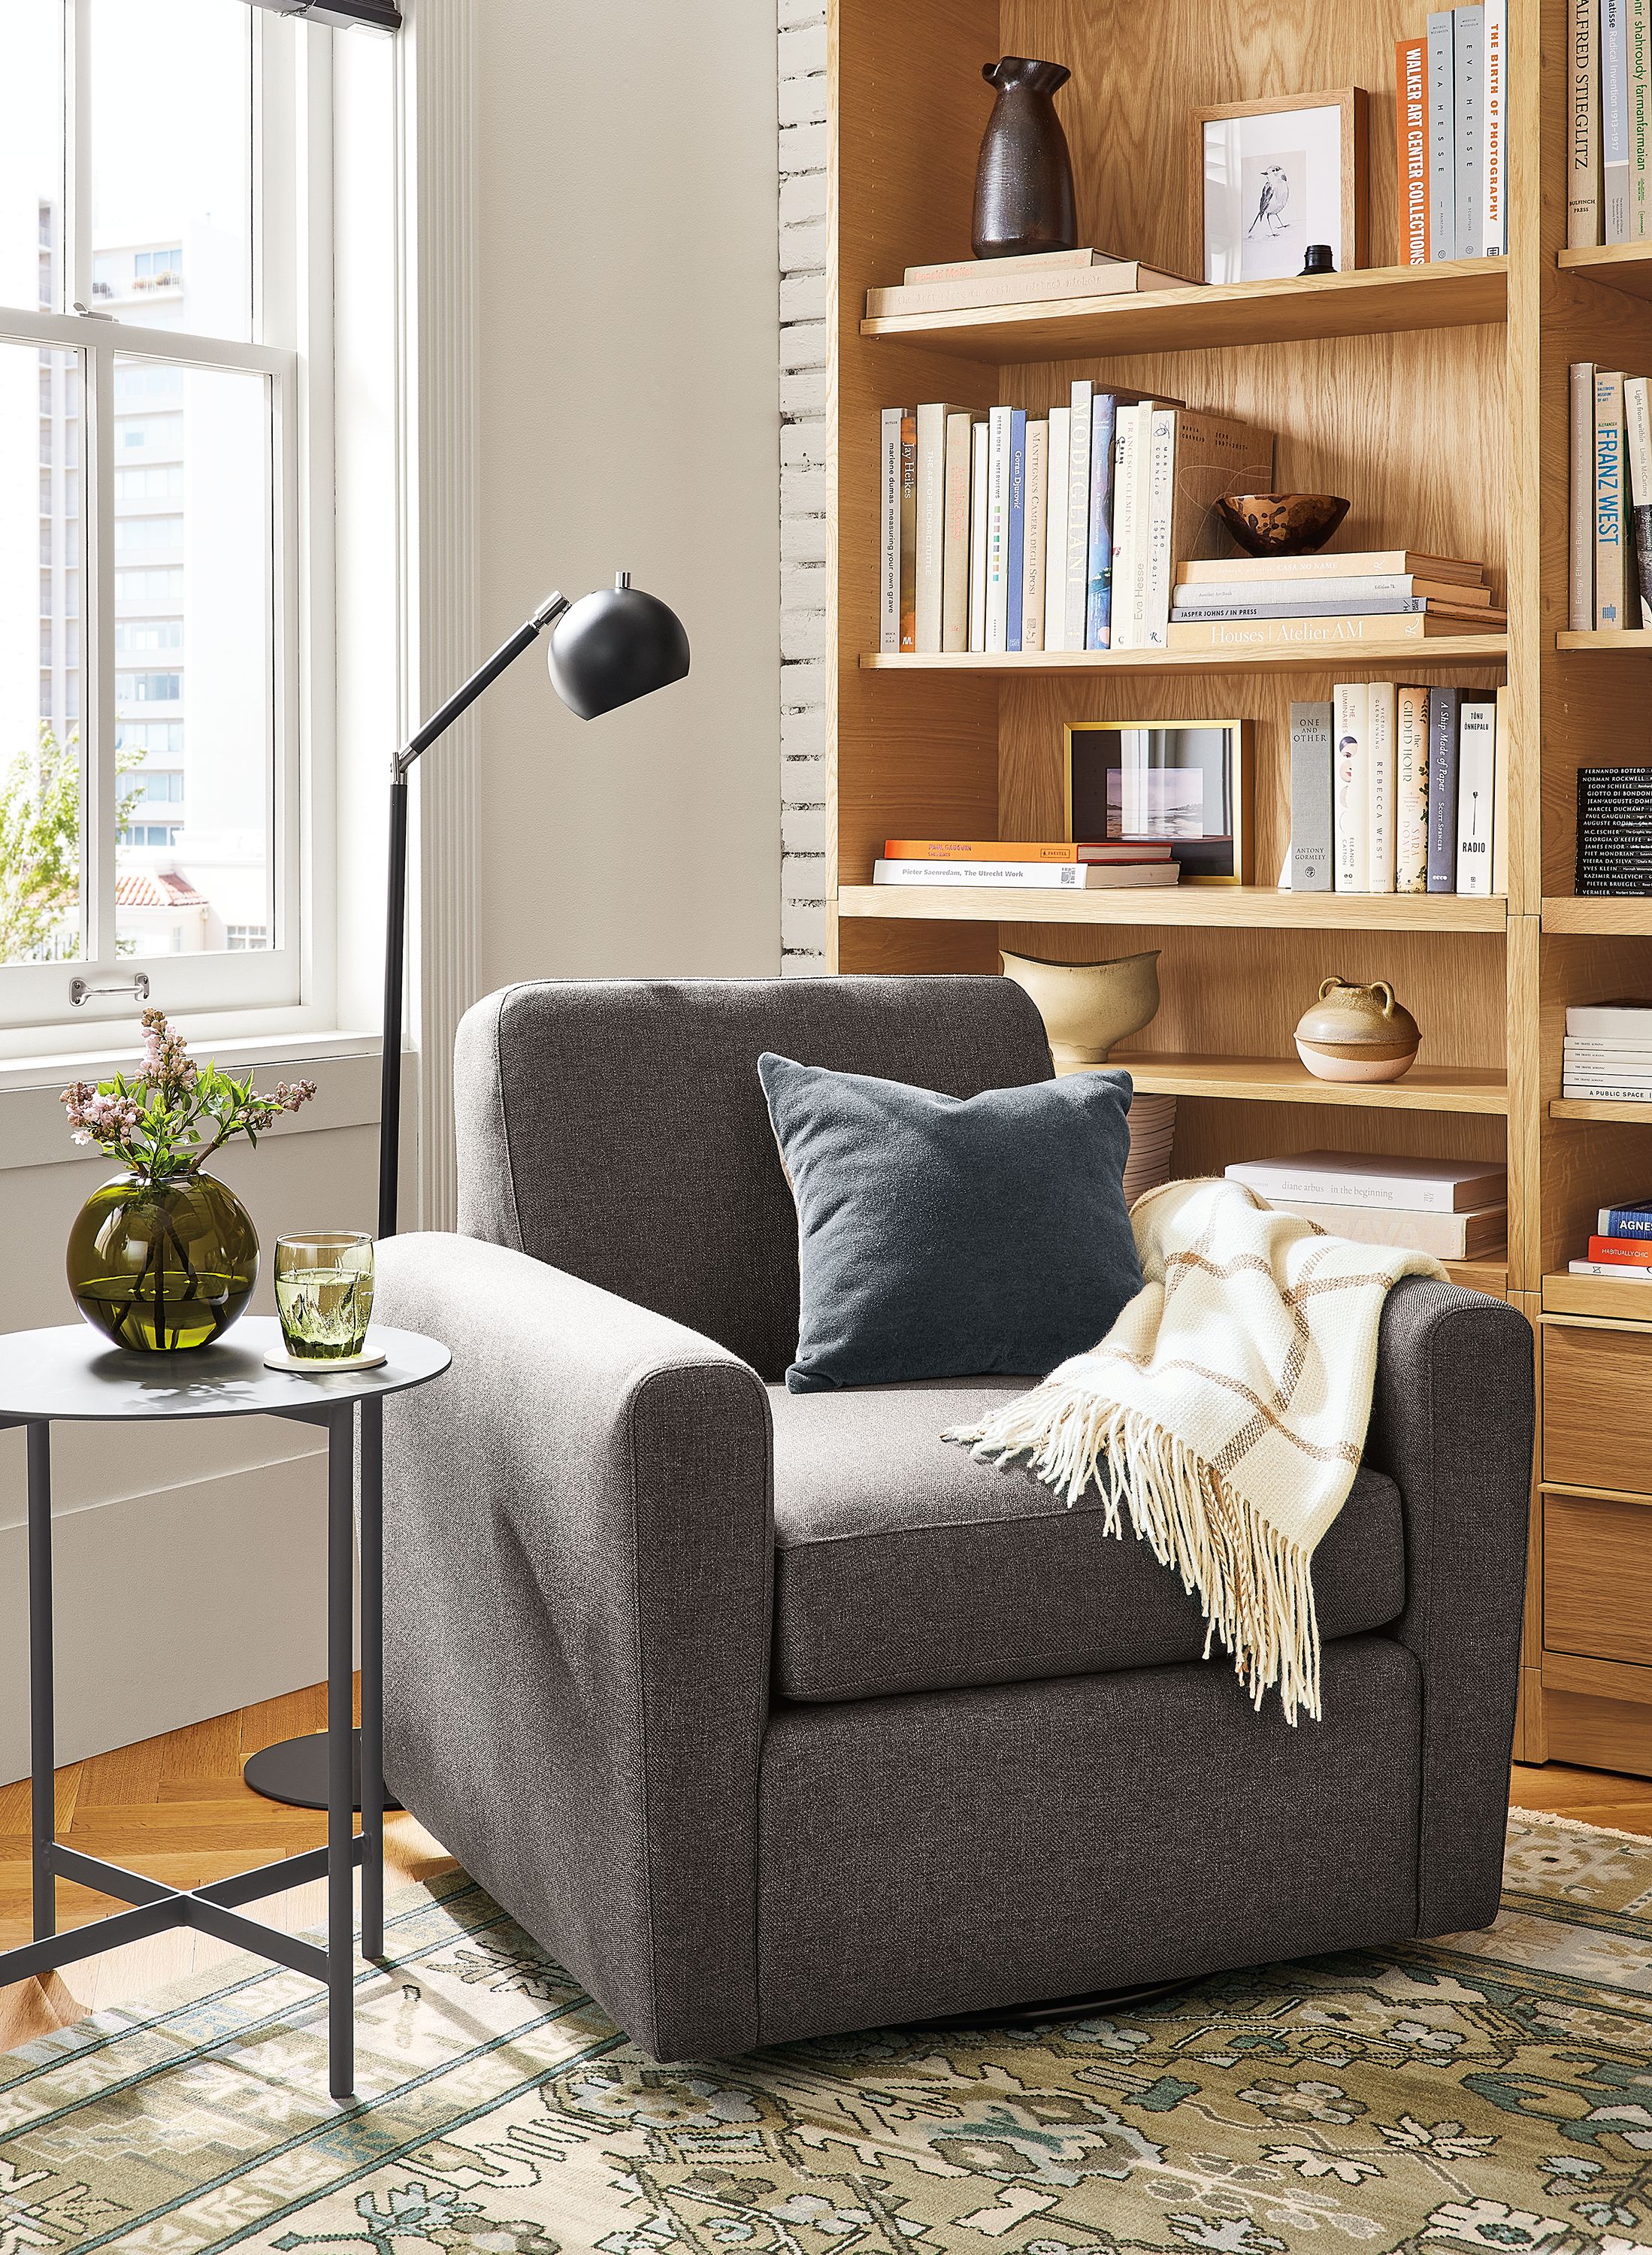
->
[262,1342,388,1374]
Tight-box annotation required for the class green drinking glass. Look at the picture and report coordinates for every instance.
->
[274,1232,375,1361]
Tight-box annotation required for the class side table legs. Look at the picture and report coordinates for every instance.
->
[327,1405,357,2103]
[359,1397,385,1963]
[28,1425,54,1944]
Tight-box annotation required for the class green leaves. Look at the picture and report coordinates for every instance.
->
[61,1012,316,1179]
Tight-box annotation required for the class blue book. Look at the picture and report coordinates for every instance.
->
[1427,686,1460,892]
[1085,393,1119,649]
[1602,1200,1652,1236]
[1005,409,1027,652]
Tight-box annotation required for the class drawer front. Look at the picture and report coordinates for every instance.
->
[1545,1494,1652,1667]
[1543,1325,1652,1496]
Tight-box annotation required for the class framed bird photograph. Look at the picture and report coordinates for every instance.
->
[1194,89,1369,284]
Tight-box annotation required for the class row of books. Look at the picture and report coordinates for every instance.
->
[866,245,1197,322]
[1177,548,1504,642]
[1395,4,1510,263]
[1574,1191,1652,1278]
[1564,997,1652,1104]
[1565,0,1652,246]
[1578,767,1652,896]
[1569,363,1652,628]
[877,390,1272,656]
[1227,1149,1508,1261]
[871,839,1180,893]
[1287,684,1508,897]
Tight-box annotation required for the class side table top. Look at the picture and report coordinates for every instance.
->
[0,1317,450,1423]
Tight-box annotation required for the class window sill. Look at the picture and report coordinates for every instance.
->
[0,1031,401,1173]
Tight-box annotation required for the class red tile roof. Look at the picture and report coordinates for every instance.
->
[114,870,207,910]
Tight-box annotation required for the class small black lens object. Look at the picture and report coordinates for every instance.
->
[1300,243,1336,274]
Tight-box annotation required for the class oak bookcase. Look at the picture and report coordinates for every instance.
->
[822,0,1652,1773]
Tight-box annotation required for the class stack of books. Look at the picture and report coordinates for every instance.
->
[1564,0,1650,247]
[1121,1093,1178,1206]
[1169,549,1505,655]
[1394,5,1509,264]
[865,246,1197,322]
[1225,1149,1509,1261]
[1564,997,1652,1102]
[1578,767,1652,894]
[1568,365,1652,628]
[871,840,1180,894]
[1287,683,1509,897]
[879,389,1272,656]
[1573,1194,1652,1281]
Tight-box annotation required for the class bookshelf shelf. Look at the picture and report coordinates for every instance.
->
[1551,1097,1652,1124]
[862,637,1508,676]
[1542,897,1652,934]
[1557,629,1652,652]
[837,884,1508,932]
[858,258,1508,362]
[1112,1054,1508,1113]
[1557,243,1652,301]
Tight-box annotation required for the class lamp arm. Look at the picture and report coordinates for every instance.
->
[379,592,570,1240]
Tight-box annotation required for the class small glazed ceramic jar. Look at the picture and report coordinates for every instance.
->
[1293,976,1421,1084]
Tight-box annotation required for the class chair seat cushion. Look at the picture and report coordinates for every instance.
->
[770,1379,1406,1703]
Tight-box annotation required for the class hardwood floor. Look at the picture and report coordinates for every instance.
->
[0,1680,455,2054]
[2,1690,1649,2058]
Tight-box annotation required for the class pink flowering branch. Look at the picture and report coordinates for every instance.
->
[62,1009,318,1180]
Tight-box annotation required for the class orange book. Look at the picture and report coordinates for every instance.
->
[1588,1236,1652,1265]
[1396,38,1430,265]
[882,838,1172,863]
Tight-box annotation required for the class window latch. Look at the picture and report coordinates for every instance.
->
[71,301,116,322]
[70,973,151,1009]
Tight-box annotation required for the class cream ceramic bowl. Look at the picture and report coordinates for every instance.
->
[1000,947,1162,1072]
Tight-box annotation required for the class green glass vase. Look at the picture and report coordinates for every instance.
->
[67,1170,259,1352]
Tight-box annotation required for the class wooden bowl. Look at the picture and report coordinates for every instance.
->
[1215,493,1351,558]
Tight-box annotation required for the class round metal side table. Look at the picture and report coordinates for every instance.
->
[0,1316,450,2103]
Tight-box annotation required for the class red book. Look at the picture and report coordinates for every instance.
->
[1396,38,1429,267]
[1587,1235,1652,1265]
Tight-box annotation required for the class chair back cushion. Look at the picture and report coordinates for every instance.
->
[453,976,1055,1380]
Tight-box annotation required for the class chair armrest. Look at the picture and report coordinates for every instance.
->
[373,1231,773,2059]
[1365,1276,1535,1936]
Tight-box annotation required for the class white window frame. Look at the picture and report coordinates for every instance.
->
[0,0,337,1056]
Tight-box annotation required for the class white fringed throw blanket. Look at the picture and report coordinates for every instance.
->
[946,1176,1445,1723]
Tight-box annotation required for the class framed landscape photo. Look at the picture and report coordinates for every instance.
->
[1067,719,1255,883]
[1194,89,1369,284]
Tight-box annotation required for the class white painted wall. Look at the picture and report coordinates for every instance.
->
[467,0,782,990]
[0,0,783,1781]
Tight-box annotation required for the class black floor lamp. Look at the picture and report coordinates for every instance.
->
[244,574,691,1809]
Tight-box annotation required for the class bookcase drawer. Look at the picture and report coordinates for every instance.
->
[1545,1495,1652,1668]
[1543,1327,1652,1496]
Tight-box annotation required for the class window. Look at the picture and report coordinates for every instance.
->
[0,0,322,1030]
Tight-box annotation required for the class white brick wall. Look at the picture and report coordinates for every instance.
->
[778,0,830,974]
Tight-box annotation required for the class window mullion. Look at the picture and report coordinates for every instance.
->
[65,0,91,313]
[85,330,115,970]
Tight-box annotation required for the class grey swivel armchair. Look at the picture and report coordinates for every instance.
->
[373,975,1535,2062]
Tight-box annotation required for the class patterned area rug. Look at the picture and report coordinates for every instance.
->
[6,1811,1652,2254]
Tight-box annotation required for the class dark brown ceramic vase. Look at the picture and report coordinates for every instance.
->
[973,58,1079,259]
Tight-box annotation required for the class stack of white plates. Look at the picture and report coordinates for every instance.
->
[1121,1091,1178,1207]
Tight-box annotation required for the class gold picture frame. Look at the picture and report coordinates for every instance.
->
[1065,719,1256,885]
[1192,87,1369,284]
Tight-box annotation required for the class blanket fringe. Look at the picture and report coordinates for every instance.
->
[946,1386,1323,1726]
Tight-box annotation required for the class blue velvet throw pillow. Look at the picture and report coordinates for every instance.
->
[757,1052,1142,1393]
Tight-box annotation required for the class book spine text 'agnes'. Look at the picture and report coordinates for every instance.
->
[1398,38,1430,262]
[1571,0,1602,245]
[1427,11,1457,259]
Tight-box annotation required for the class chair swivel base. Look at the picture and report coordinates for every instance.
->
[906,1976,1186,2033]
[244,1730,404,1814]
